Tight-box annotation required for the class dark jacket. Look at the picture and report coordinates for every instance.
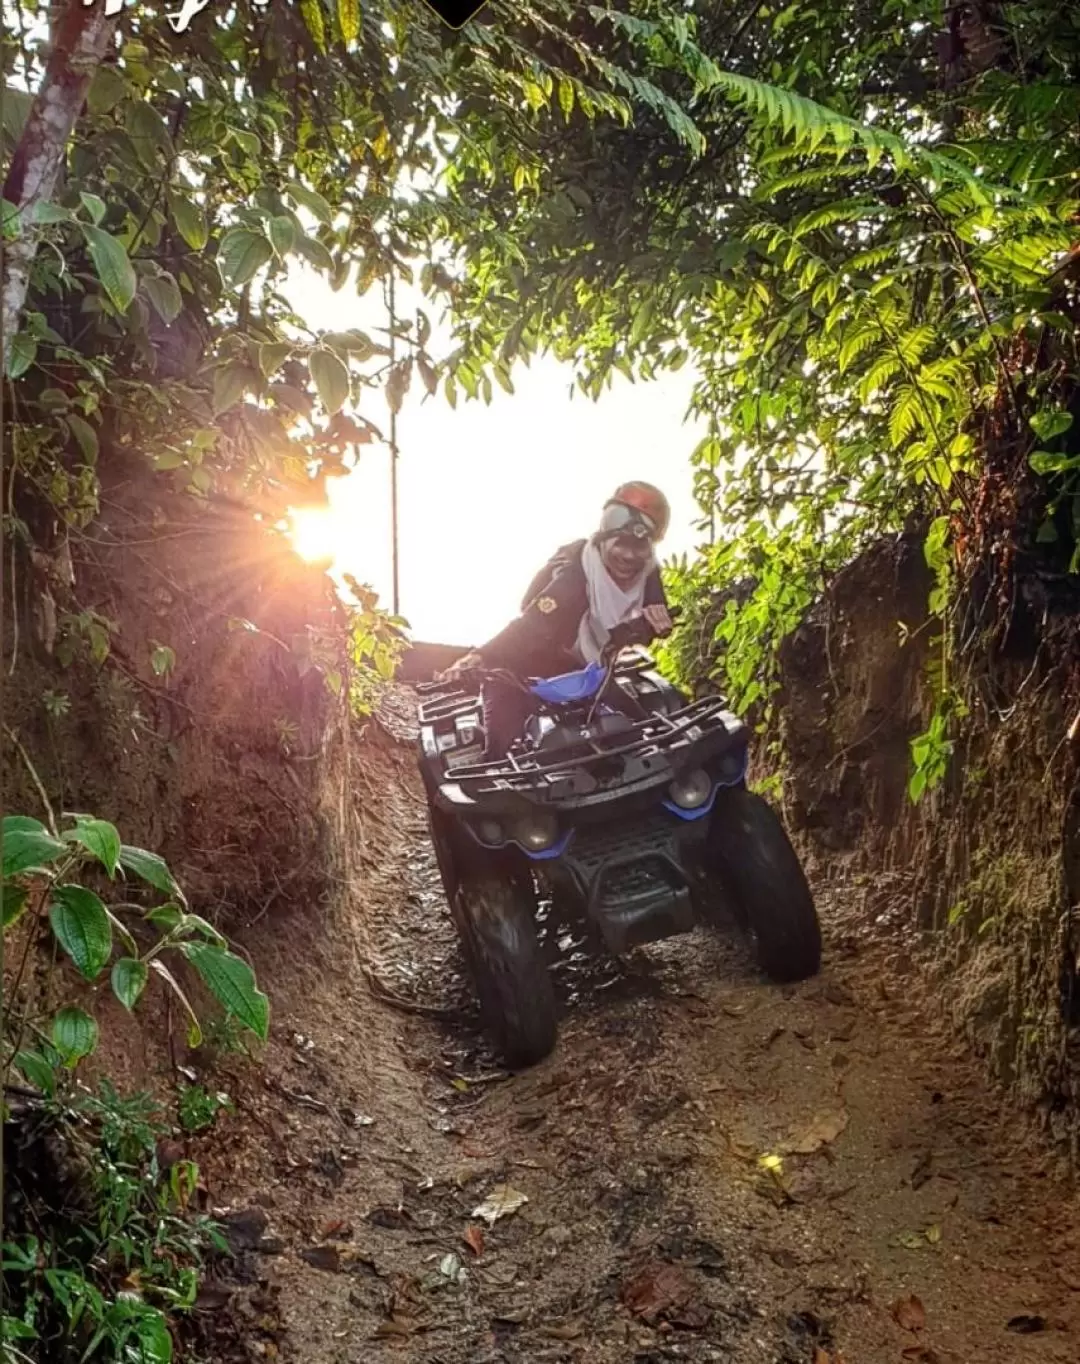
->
[477,538,667,678]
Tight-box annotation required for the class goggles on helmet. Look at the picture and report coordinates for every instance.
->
[599,501,660,543]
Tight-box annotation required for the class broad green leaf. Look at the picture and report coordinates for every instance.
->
[65,413,99,464]
[63,817,121,876]
[49,884,112,979]
[2,825,67,877]
[132,1314,172,1364]
[337,0,361,45]
[629,297,655,346]
[5,333,37,379]
[118,845,184,902]
[33,201,73,225]
[286,181,333,226]
[217,228,273,287]
[1030,409,1073,443]
[1030,450,1080,476]
[176,912,226,945]
[269,214,296,258]
[323,329,379,357]
[181,943,269,1040]
[111,957,149,1010]
[87,65,126,114]
[143,271,183,324]
[168,191,208,250]
[14,1049,56,1095]
[258,342,292,377]
[3,816,47,834]
[79,192,107,225]
[145,902,183,930]
[126,101,172,169]
[52,1006,99,1066]
[2,885,29,930]
[2,198,21,240]
[309,348,350,415]
[294,232,335,272]
[213,362,256,416]
[81,225,137,312]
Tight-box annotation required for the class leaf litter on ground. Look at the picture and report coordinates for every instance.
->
[892,1294,927,1332]
[472,1183,528,1226]
[783,1108,850,1155]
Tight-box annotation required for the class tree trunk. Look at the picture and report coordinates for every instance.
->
[2,0,117,371]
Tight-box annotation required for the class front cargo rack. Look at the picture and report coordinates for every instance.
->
[423,695,747,810]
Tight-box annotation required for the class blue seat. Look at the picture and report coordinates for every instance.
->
[529,661,606,703]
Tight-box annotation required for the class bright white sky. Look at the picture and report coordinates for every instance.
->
[284,263,708,645]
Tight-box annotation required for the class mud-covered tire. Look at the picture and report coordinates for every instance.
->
[427,805,463,907]
[708,788,822,983]
[454,872,557,1067]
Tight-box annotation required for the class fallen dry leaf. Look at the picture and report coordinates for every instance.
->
[463,1224,485,1256]
[472,1183,528,1227]
[300,1245,341,1273]
[621,1261,710,1329]
[892,1295,927,1333]
[320,1218,353,1241]
[541,1321,584,1340]
[786,1109,850,1155]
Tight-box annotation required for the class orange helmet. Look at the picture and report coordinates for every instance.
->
[606,481,670,541]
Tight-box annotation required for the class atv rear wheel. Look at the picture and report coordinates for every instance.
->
[707,788,822,982]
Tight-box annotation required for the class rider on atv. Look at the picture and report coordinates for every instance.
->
[443,482,675,758]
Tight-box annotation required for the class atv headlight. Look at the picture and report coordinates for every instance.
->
[475,818,505,847]
[514,812,559,852]
[668,768,713,810]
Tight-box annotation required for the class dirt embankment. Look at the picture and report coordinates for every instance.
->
[3,466,340,918]
[2,467,349,1093]
[183,710,1080,1364]
[774,532,1080,1155]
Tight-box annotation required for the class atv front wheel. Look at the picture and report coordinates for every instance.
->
[708,789,822,982]
[454,870,557,1067]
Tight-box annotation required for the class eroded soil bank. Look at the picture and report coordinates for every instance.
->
[185,712,1080,1364]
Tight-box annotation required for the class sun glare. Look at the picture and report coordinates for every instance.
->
[288,506,338,565]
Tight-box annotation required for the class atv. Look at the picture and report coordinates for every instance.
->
[416,616,821,1066]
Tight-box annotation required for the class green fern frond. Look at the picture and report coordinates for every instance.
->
[792,198,882,239]
[752,164,866,198]
[897,324,937,366]
[838,324,882,374]
[845,244,899,274]
[858,353,902,402]
[889,387,921,447]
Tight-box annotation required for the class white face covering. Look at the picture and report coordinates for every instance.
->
[574,538,654,664]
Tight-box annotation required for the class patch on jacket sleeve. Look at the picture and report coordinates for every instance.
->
[536,596,558,614]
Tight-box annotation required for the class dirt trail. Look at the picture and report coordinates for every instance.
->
[196,724,1080,1364]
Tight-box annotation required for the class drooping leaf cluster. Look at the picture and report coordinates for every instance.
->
[2,0,708,532]
[427,1,1080,747]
